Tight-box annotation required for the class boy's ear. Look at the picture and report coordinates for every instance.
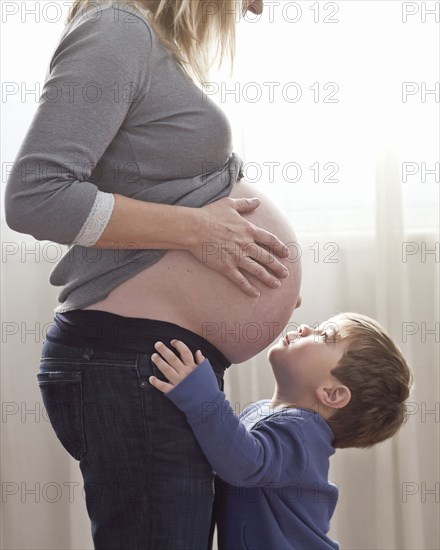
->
[315,384,351,410]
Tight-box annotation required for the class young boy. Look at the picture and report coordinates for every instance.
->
[149,312,412,550]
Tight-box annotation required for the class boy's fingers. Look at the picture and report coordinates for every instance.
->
[171,340,196,365]
[153,341,182,369]
[151,354,180,385]
[149,376,173,394]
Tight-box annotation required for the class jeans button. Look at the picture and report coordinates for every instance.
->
[140,380,147,388]
[82,347,94,360]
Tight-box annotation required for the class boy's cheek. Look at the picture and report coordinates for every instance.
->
[268,339,286,358]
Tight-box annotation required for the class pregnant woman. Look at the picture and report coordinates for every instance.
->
[5,1,301,548]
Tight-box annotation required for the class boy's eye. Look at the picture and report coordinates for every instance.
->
[320,332,328,342]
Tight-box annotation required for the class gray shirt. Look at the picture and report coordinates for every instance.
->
[5,0,243,313]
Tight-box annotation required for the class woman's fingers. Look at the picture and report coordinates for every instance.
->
[243,258,284,290]
[252,228,291,269]
[224,241,290,294]
[191,196,292,297]
[224,268,261,298]
[242,240,290,282]
[232,197,261,214]
[232,198,290,259]
[238,257,282,290]
[217,248,288,297]
[252,227,290,260]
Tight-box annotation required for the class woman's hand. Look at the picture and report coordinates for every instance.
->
[149,340,205,394]
[190,197,290,298]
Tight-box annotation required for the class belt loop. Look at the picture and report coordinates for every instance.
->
[82,347,94,360]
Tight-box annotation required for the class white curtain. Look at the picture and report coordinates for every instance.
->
[2,2,439,549]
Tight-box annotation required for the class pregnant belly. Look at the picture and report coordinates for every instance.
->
[83,180,302,363]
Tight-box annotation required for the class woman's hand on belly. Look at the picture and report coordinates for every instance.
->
[190,196,290,298]
[179,181,302,363]
[83,180,302,363]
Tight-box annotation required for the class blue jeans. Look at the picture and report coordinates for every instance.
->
[38,312,230,549]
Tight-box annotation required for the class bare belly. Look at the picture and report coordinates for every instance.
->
[82,180,302,363]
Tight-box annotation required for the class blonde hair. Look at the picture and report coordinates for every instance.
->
[66,0,241,84]
[279,312,413,449]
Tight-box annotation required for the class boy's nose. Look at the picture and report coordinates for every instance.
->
[297,324,310,336]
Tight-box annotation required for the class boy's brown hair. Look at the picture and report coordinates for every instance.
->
[326,312,413,449]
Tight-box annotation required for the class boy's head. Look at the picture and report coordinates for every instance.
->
[267,312,413,449]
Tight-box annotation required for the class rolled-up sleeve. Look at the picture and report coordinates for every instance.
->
[4,7,152,245]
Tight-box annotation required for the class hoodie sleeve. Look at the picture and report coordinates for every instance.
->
[4,7,152,245]
[165,359,309,488]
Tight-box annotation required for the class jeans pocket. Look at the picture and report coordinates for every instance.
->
[37,370,86,461]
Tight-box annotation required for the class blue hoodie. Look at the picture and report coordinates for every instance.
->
[165,359,340,550]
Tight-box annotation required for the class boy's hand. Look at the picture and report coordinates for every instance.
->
[149,339,206,394]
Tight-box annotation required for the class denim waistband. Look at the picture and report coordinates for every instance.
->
[46,309,231,372]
